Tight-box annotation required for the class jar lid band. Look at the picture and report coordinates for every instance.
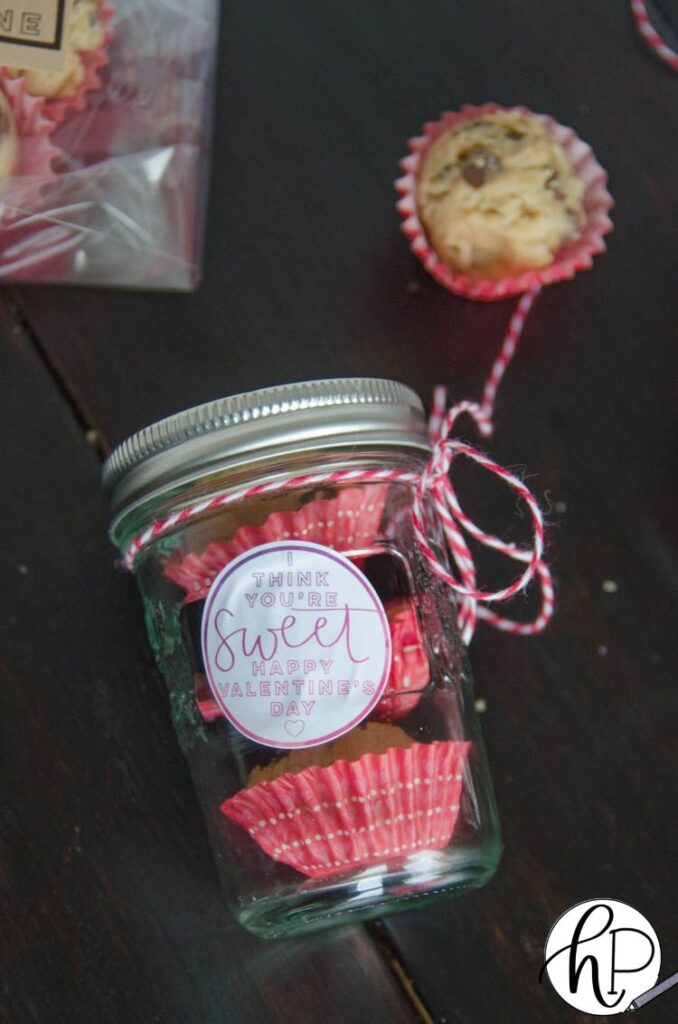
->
[104,378,430,523]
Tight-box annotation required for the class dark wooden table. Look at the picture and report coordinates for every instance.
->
[2,2,677,1021]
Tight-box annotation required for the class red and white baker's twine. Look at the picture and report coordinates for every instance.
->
[631,0,678,70]
[123,284,553,643]
[419,285,552,642]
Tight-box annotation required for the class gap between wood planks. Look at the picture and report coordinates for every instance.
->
[5,291,110,461]
[367,922,436,1024]
[3,290,439,1024]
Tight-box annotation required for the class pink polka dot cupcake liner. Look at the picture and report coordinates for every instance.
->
[395,102,614,302]
[164,484,389,604]
[222,740,470,879]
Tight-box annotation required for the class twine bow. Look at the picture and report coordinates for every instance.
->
[411,286,553,643]
[122,286,553,645]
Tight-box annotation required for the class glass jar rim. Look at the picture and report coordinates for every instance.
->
[104,378,430,532]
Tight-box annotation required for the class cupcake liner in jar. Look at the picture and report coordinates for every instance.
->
[372,600,429,723]
[222,740,470,879]
[0,76,60,205]
[395,102,614,302]
[0,2,116,125]
[164,484,389,604]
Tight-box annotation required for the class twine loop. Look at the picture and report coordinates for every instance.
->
[631,0,678,71]
[122,284,553,644]
[413,284,553,642]
[412,385,551,644]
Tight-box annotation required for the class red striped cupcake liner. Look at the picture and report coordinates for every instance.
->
[164,484,389,603]
[395,102,614,302]
[222,740,470,879]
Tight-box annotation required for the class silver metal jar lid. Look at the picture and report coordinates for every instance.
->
[104,378,430,533]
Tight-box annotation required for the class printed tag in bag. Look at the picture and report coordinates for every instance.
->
[0,0,71,71]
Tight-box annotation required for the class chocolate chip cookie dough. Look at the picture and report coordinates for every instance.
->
[248,722,413,787]
[70,0,107,52]
[417,111,585,280]
[7,52,87,102]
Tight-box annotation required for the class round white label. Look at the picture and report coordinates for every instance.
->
[201,540,392,749]
[542,899,661,1014]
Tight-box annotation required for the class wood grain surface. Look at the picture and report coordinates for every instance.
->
[2,1,677,1022]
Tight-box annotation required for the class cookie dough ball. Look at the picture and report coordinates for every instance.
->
[417,111,585,280]
[70,0,106,52]
[6,50,86,101]
[0,90,18,179]
[248,722,413,787]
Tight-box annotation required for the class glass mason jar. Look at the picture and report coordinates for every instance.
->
[104,378,501,938]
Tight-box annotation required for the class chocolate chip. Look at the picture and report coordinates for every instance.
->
[506,129,524,141]
[461,147,501,188]
[545,170,566,202]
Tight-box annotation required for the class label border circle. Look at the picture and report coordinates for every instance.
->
[201,540,393,749]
